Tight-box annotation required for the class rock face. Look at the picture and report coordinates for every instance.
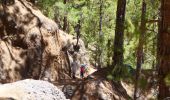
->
[0,0,90,82]
[0,79,67,100]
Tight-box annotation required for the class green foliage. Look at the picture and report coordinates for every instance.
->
[139,77,148,90]
[165,73,170,86]
[107,74,114,80]
[108,64,133,81]
[38,0,58,18]
[37,0,159,70]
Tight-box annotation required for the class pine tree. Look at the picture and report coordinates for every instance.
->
[112,0,126,66]
[134,0,146,99]
[158,0,170,99]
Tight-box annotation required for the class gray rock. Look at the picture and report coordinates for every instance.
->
[0,79,68,100]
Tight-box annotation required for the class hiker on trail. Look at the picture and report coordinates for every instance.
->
[71,59,79,79]
[80,64,86,79]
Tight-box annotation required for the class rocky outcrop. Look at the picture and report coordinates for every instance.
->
[0,0,90,82]
[0,79,67,100]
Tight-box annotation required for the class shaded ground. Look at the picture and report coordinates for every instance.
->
[52,67,158,100]
[53,67,131,100]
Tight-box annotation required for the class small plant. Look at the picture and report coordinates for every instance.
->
[108,64,134,81]
[164,73,170,86]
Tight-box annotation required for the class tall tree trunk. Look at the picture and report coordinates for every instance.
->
[98,0,103,68]
[134,0,146,99]
[63,0,68,32]
[112,0,126,66]
[158,0,170,99]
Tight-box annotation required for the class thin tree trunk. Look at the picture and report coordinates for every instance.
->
[158,0,170,99]
[152,17,156,69]
[134,0,146,99]
[107,39,111,67]
[74,20,81,51]
[63,0,68,32]
[112,0,126,66]
[98,0,103,68]
[76,20,81,46]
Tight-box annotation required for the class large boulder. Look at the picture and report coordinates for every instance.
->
[0,79,67,100]
[0,0,91,82]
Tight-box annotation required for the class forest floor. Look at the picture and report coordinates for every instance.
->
[52,67,158,100]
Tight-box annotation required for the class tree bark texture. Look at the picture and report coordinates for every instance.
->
[158,0,170,99]
[98,0,103,68]
[63,0,68,32]
[112,0,126,66]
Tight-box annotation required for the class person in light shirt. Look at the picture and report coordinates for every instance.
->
[71,59,79,79]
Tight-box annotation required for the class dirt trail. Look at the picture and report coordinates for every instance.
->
[52,70,131,100]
